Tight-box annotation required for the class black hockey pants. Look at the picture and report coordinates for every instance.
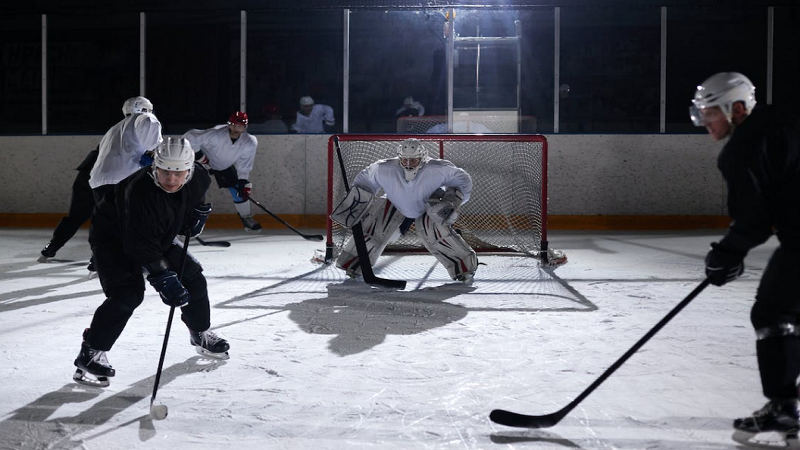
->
[48,166,95,252]
[751,247,800,399]
[86,241,211,351]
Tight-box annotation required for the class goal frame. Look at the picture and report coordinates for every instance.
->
[325,133,550,262]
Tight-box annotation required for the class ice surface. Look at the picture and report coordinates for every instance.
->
[0,228,777,449]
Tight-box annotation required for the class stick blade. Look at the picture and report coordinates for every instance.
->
[304,235,325,241]
[364,276,406,289]
[489,409,562,428]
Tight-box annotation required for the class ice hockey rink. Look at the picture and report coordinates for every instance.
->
[0,227,781,449]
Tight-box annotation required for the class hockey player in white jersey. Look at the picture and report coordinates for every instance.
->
[182,111,262,231]
[332,138,478,282]
[89,96,163,202]
[290,96,335,133]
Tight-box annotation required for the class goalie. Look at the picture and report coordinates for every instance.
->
[331,138,478,283]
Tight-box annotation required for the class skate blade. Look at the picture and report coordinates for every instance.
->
[73,369,110,388]
[37,255,52,263]
[732,429,800,449]
[194,346,230,360]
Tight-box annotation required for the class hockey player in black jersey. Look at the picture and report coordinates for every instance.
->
[691,72,800,447]
[73,137,229,387]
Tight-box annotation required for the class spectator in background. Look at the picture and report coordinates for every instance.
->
[290,96,335,133]
[396,96,425,118]
[247,103,288,134]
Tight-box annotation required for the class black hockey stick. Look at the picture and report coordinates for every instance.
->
[195,236,231,247]
[333,136,406,289]
[490,278,711,428]
[149,233,192,420]
[248,197,324,241]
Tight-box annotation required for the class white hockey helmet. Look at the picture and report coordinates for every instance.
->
[151,137,194,192]
[690,72,756,126]
[122,97,136,116]
[129,96,154,115]
[397,138,429,182]
[299,96,314,106]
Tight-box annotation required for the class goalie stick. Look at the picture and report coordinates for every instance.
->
[490,278,711,428]
[248,197,324,241]
[333,136,406,289]
[195,236,231,247]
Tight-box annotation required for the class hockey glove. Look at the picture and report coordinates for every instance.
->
[235,179,252,201]
[187,203,212,237]
[426,187,463,226]
[147,270,190,307]
[195,150,210,167]
[705,242,745,286]
[139,151,154,167]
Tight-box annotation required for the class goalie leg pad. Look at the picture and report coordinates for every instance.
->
[330,186,375,228]
[335,197,406,276]
[416,215,478,282]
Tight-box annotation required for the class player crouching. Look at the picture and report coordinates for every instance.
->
[331,138,478,283]
[73,138,229,387]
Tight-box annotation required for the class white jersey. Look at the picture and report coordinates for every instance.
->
[182,124,258,180]
[89,113,163,189]
[353,158,472,219]
[291,104,335,133]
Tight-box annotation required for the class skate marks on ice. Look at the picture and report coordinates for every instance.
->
[0,356,222,449]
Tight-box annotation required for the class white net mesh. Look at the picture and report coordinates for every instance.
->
[327,134,550,259]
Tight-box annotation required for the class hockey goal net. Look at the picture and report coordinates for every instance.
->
[326,134,558,263]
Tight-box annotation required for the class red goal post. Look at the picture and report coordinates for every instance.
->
[326,134,554,263]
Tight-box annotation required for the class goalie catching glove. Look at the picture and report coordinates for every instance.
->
[330,185,376,228]
[426,187,463,226]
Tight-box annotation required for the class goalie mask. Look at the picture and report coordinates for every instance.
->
[397,138,429,182]
[128,96,154,115]
[690,72,756,126]
[150,137,194,193]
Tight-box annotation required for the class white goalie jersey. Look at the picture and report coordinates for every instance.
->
[352,158,472,219]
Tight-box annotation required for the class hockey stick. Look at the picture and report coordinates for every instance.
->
[149,233,192,420]
[333,136,406,289]
[195,236,231,247]
[247,197,323,241]
[490,278,711,428]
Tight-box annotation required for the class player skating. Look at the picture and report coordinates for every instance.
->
[73,138,229,387]
[182,111,262,231]
[331,138,477,283]
[690,72,800,447]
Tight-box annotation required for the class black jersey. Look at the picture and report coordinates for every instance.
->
[89,163,211,265]
[717,106,800,253]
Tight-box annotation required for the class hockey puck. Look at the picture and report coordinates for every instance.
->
[150,403,168,420]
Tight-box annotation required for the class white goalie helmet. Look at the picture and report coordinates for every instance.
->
[397,138,429,182]
[128,96,154,115]
[151,137,194,192]
[690,72,756,126]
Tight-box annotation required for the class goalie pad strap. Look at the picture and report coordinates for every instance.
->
[331,186,376,228]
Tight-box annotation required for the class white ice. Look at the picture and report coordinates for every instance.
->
[0,228,781,449]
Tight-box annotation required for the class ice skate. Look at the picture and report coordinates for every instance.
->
[732,399,800,449]
[73,340,115,388]
[189,329,230,360]
[38,241,57,263]
[239,214,262,232]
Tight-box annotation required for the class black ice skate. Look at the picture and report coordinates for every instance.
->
[239,214,262,232]
[73,341,115,388]
[732,399,800,449]
[189,329,230,360]
[38,241,57,262]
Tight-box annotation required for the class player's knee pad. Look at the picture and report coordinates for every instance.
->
[106,286,145,314]
[335,197,406,276]
[415,215,478,281]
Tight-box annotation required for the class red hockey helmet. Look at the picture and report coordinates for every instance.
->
[228,111,249,125]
